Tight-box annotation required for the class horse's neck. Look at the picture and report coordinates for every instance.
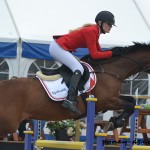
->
[88,56,146,81]
[82,49,150,81]
[112,52,149,79]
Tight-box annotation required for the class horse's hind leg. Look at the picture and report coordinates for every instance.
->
[103,96,136,132]
[119,96,136,134]
[119,95,136,106]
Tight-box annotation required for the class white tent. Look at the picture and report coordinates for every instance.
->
[133,0,150,30]
[1,0,150,73]
[0,0,18,58]
[0,0,150,79]
[5,0,150,60]
[0,0,19,78]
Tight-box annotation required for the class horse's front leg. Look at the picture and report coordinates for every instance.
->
[103,96,136,132]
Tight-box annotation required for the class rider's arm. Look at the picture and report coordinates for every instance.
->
[90,49,112,59]
[85,31,112,59]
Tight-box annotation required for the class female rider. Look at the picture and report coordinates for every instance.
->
[49,11,121,116]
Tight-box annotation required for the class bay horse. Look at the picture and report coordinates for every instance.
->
[0,42,150,136]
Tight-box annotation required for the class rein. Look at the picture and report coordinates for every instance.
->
[88,54,147,82]
[87,57,124,81]
[91,64,124,81]
[121,55,147,71]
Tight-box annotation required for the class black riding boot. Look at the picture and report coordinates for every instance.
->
[61,70,82,115]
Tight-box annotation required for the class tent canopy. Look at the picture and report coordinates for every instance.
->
[0,0,18,58]
[2,0,150,59]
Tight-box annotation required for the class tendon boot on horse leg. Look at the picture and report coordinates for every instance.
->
[62,70,82,115]
[103,107,134,132]
[103,96,136,132]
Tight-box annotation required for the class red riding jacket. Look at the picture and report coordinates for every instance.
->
[55,25,112,59]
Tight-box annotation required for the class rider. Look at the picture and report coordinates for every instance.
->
[49,11,122,116]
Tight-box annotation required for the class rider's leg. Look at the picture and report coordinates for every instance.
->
[62,70,82,115]
[49,41,84,115]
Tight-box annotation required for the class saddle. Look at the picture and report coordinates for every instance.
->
[36,61,96,102]
[40,62,90,91]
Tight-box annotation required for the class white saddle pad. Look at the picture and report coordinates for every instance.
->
[37,61,97,101]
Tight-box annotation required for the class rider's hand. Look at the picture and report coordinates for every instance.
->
[112,46,129,57]
[112,47,123,57]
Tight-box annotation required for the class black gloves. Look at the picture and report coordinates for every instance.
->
[112,47,123,57]
[112,46,129,57]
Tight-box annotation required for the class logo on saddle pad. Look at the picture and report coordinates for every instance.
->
[36,61,97,101]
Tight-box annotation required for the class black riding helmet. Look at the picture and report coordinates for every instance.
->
[95,11,116,26]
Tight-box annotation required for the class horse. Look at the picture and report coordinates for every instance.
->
[0,42,150,136]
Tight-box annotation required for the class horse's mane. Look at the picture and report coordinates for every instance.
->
[129,42,150,51]
[81,42,150,63]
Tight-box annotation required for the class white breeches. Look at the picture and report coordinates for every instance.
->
[49,41,84,75]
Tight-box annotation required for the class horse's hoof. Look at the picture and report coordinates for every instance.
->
[103,122,114,132]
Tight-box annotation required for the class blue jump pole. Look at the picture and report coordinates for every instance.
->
[24,130,33,150]
[33,120,42,150]
[119,133,128,150]
[86,95,97,150]
[129,106,140,150]
[24,96,97,150]
[96,129,107,150]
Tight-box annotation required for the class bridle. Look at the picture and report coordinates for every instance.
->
[88,54,147,82]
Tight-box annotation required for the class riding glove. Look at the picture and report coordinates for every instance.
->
[112,46,130,57]
[112,47,123,56]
